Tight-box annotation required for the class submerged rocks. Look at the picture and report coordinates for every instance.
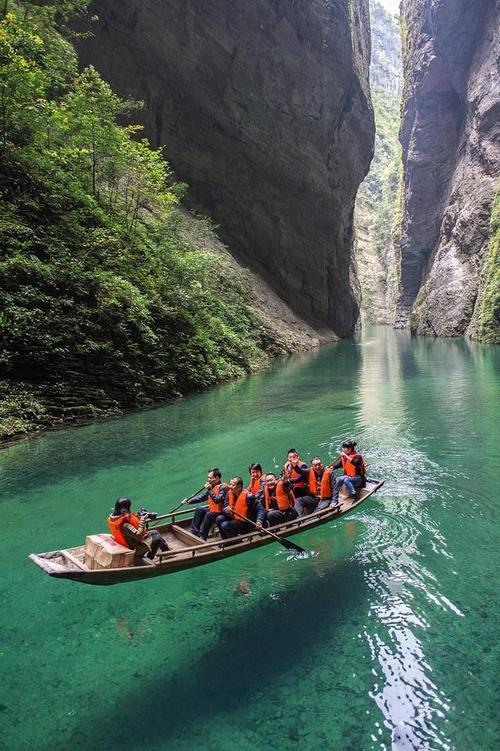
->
[78,0,374,336]
[397,0,500,340]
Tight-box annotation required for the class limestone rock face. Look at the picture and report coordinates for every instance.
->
[78,0,374,337]
[370,0,402,96]
[398,0,500,338]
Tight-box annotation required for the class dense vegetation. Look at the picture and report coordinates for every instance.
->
[0,1,287,439]
[354,86,401,324]
[475,193,500,344]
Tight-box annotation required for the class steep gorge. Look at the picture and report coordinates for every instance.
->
[78,0,375,337]
[354,1,402,325]
[398,0,500,341]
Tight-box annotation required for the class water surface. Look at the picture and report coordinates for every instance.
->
[1,326,499,751]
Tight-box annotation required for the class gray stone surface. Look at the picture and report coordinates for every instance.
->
[398,0,500,337]
[77,0,374,337]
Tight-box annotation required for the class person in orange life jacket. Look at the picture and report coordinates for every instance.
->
[262,472,298,527]
[107,497,169,565]
[309,457,337,511]
[248,463,265,498]
[329,439,367,506]
[181,468,228,540]
[282,448,308,498]
[292,456,332,516]
[216,476,266,540]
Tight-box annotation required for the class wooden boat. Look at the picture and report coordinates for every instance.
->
[29,478,384,585]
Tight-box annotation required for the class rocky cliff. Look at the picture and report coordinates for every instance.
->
[370,0,403,96]
[78,0,374,337]
[398,0,500,340]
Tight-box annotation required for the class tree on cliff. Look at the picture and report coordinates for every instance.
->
[0,1,282,438]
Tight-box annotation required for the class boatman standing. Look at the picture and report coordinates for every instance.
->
[329,440,367,505]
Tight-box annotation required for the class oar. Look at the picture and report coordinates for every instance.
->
[232,511,306,554]
[149,486,207,524]
[169,485,207,513]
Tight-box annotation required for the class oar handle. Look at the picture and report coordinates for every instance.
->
[166,485,207,515]
[149,486,208,525]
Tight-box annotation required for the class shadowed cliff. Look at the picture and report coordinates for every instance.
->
[397,0,500,340]
[77,0,375,336]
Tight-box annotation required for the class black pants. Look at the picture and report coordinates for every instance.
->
[191,507,209,536]
[199,511,220,540]
[294,495,319,516]
[266,508,298,527]
[219,520,252,539]
[133,529,169,562]
[147,529,169,558]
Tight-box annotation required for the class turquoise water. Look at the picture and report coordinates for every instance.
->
[1,326,499,751]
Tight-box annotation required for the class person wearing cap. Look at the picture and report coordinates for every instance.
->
[107,497,169,566]
[328,440,367,506]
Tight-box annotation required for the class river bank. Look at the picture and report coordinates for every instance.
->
[0,208,335,445]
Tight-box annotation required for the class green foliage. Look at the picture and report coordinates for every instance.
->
[0,1,282,439]
[476,194,500,344]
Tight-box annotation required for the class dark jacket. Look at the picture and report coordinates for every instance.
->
[188,484,228,507]
[222,490,266,524]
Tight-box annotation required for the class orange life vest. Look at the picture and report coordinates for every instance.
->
[208,483,225,513]
[228,488,250,520]
[341,452,366,477]
[284,462,306,490]
[308,468,322,497]
[320,468,334,499]
[264,480,295,511]
[308,467,334,499]
[107,512,141,548]
[248,475,263,494]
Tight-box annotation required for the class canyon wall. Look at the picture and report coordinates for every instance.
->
[78,0,374,336]
[398,0,500,340]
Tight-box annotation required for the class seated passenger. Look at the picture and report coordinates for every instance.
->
[262,473,298,527]
[108,497,169,566]
[308,458,336,511]
[329,439,367,506]
[216,476,265,540]
[282,448,309,498]
[182,468,227,540]
[248,463,265,497]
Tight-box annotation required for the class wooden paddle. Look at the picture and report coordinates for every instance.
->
[231,510,306,554]
[168,486,206,514]
[148,486,207,524]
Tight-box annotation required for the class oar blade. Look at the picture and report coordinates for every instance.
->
[281,538,306,554]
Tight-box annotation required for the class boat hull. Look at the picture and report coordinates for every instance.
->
[29,479,384,585]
